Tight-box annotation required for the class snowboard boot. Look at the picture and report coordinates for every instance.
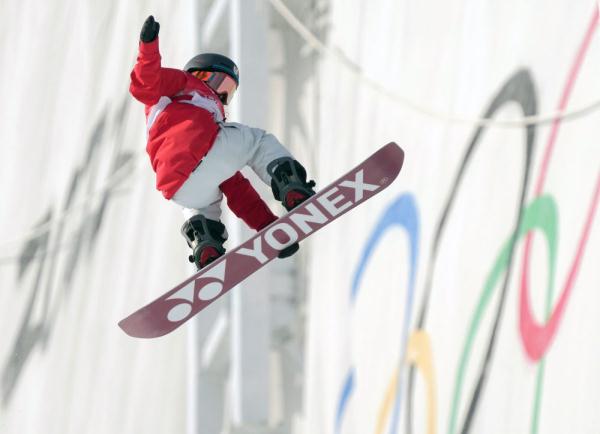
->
[267,157,316,212]
[267,158,316,259]
[181,215,227,270]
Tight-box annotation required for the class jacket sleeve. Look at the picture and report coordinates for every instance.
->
[220,172,278,231]
[129,38,187,105]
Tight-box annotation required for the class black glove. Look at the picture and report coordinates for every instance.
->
[140,15,160,43]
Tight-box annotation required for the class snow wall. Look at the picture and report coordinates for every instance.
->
[0,1,599,434]
[304,1,600,434]
[0,2,198,433]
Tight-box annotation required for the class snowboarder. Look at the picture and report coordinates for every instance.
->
[129,15,316,270]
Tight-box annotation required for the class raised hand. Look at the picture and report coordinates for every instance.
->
[140,15,160,43]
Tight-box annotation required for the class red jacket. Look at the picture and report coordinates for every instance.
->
[130,38,276,231]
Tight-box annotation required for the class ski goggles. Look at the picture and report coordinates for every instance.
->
[192,70,238,105]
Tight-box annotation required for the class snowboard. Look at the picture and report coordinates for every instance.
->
[119,142,405,338]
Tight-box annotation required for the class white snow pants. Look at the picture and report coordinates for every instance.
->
[171,122,292,221]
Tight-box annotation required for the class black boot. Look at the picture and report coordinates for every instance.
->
[181,215,227,270]
[267,157,316,211]
[268,158,316,258]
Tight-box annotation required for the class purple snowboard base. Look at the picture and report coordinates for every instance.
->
[119,142,405,338]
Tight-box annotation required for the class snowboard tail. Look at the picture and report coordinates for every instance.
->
[119,142,405,338]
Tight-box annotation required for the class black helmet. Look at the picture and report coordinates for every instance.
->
[184,53,239,85]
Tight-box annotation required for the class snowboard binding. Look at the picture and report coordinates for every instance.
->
[181,215,228,270]
[267,157,316,212]
[268,158,316,259]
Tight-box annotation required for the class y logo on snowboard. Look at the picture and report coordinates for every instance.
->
[166,260,227,322]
